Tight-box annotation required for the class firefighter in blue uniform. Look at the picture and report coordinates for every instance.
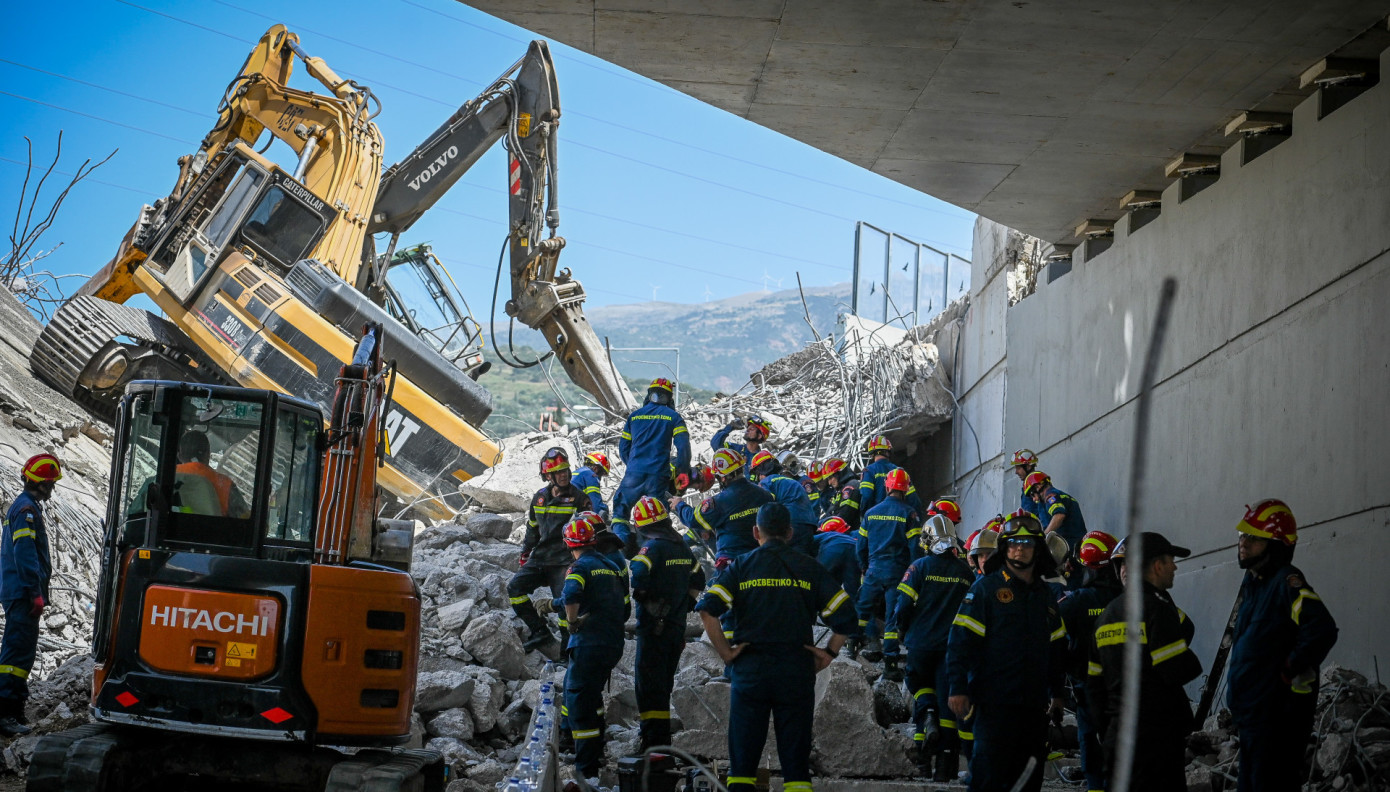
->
[1024,471,1086,589]
[0,454,60,737]
[805,461,830,519]
[555,512,629,784]
[510,448,583,652]
[1228,500,1338,792]
[858,436,925,519]
[670,449,772,571]
[628,496,705,752]
[1087,531,1202,792]
[812,517,863,656]
[695,503,858,792]
[614,378,692,554]
[1057,530,1122,792]
[956,522,1001,763]
[749,451,818,556]
[1008,449,1046,525]
[820,458,861,530]
[947,510,1067,792]
[888,525,973,780]
[571,452,612,523]
[855,468,922,667]
[710,415,772,475]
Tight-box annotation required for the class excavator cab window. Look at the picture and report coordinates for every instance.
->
[240,183,327,272]
[111,384,322,558]
[382,247,485,373]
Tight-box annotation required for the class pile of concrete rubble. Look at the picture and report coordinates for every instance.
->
[1184,666,1390,792]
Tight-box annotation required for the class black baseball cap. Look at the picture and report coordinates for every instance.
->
[1113,531,1191,563]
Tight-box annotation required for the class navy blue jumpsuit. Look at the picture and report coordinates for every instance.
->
[757,473,818,555]
[812,530,860,607]
[509,482,584,638]
[694,540,857,792]
[947,568,1067,792]
[571,466,609,523]
[888,552,973,758]
[1227,562,1337,792]
[557,549,630,776]
[1057,572,1122,792]
[630,527,705,750]
[0,490,49,713]
[855,495,921,653]
[615,402,691,549]
[673,477,772,568]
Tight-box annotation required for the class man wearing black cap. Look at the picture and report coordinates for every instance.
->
[1087,532,1202,792]
[694,503,858,792]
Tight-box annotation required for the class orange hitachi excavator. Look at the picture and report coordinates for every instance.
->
[27,325,448,791]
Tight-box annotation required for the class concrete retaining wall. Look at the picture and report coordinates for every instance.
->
[992,47,1390,677]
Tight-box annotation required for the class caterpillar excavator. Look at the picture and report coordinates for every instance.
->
[30,24,637,520]
[27,326,455,790]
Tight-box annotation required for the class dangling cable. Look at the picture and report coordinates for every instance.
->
[488,235,551,369]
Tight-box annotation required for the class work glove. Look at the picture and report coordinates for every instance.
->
[535,598,555,615]
[518,550,532,568]
[30,596,45,617]
[714,556,732,572]
[567,614,588,635]
[674,473,690,492]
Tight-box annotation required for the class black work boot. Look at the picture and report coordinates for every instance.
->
[922,708,941,751]
[844,636,864,660]
[932,748,958,783]
[882,653,904,682]
[0,717,30,737]
[861,636,883,663]
[515,601,559,652]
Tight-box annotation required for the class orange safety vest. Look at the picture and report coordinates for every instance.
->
[175,462,234,516]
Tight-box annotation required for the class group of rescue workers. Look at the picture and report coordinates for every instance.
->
[501,378,1341,792]
[0,376,1341,792]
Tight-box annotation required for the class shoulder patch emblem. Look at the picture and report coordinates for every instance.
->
[1046,494,1060,504]
[1286,574,1305,589]
[536,496,545,505]
[963,592,974,603]
[638,546,649,556]
[700,500,713,514]
[996,588,1014,604]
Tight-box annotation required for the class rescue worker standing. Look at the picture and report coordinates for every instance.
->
[857,435,897,515]
[510,448,583,652]
[957,520,1001,763]
[695,503,858,792]
[670,449,772,570]
[812,517,863,656]
[820,459,861,530]
[1228,500,1338,792]
[1057,530,1123,792]
[614,378,692,554]
[750,451,818,555]
[856,468,922,665]
[0,454,61,736]
[628,496,705,752]
[711,415,772,473]
[1007,449,1045,525]
[572,452,612,524]
[947,510,1067,792]
[888,528,973,780]
[556,513,629,785]
[1088,532,1202,791]
[1024,472,1086,589]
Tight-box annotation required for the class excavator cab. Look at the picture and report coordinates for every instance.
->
[381,244,489,379]
[43,377,443,792]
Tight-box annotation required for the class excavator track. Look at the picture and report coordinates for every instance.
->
[27,723,447,792]
[29,296,225,421]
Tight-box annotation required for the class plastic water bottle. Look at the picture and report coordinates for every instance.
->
[516,757,537,792]
[504,777,522,792]
[526,735,545,765]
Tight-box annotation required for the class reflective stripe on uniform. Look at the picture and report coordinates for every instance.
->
[896,582,918,600]
[953,613,986,637]
[566,573,586,587]
[784,783,812,792]
[509,595,531,605]
[639,710,671,720]
[0,665,29,679]
[958,729,974,740]
[1050,625,1067,642]
[913,688,934,699]
[883,631,899,640]
[1291,590,1322,625]
[939,718,957,730]
[821,589,849,617]
[1095,621,1146,647]
[1088,661,1103,677]
[727,778,757,787]
[1149,638,1188,666]
[709,584,733,606]
[574,728,601,739]
[632,554,653,568]
[11,528,35,540]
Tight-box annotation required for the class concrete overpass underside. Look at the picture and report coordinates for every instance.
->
[464,0,1389,248]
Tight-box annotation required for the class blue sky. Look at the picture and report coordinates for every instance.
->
[0,0,974,311]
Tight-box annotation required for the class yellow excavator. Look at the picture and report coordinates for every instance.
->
[30,25,637,519]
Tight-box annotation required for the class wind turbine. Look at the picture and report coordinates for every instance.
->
[649,283,662,302]
[703,284,713,302]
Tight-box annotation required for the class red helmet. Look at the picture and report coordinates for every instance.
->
[648,378,675,393]
[884,468,910,493]
[982,514,1005,533]
[563,511,604,547]
[1001,509,1044,538]
[931,499,961,524]
[750,449,777,474]
[693,464,716,492]
[1008,449,1039,470]
[631,496,669,528]
[539,447,570,477]
[807,461,825,483]
[820,458,848,480]
[745,415,772,441]
[819,516,851,534]
[21,453,62,484]
[1237,499,1298,547]
[583,452,611,475]
[1022,471,1051,496]
[1078,530,1119,568]
[711,449,745,477]
[866,435,892,453]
